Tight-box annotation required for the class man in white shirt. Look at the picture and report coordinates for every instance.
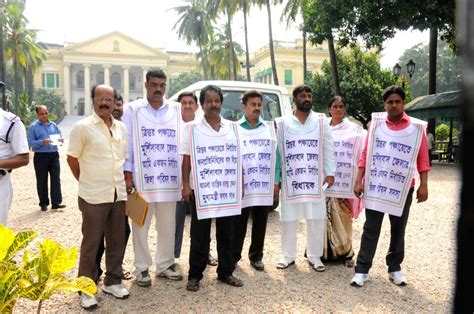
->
[123,69,183,287]
[274,84,335,272]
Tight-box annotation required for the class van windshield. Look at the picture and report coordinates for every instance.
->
[220,90,282,121]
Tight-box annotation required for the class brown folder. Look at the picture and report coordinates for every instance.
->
[126,190,148,227]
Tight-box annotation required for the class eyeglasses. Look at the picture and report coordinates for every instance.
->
[93,97,115,103]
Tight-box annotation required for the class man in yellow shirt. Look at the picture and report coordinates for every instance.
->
[67,84,129,310]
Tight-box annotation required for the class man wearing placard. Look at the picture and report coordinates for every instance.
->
[274,84,335,272]
[181,85,243,292]
[123,69,183,287]
[351,86,429,287]
[232,90,277,272]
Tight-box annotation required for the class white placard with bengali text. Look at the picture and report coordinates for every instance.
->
[362,112,425,216]
[190,122,242,219]
[132,104,182,202]
[276,114,324,204]
[326,119,366,199]
[240,123,277,208]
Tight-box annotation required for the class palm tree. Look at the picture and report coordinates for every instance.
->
[239,0,251,81]
[172,0,212,80]
[255,0,282,85]
[208,0,239,81]
[281,0,308,82]
[209,23,244,80]
[4,3,46,114]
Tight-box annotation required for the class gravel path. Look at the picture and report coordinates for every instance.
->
[8,143,458,313]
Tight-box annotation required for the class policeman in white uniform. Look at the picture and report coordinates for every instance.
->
[0,108,29,225]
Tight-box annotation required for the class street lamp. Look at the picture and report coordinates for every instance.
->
[392,60,416,89]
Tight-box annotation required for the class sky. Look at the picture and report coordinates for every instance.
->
[24,0,429,70]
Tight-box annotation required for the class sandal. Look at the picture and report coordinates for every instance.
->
[207,256,218,266]
[276,260,295,269]
[218,275,243,287]
[309,260,326,272]
[186,278,200,292]
[122,271,133,280]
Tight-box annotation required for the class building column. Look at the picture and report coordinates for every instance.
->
[142,67,148,98]
[83,64,91,116]
[123,66,130,102]
[104,65,110,85]
[63,63,71,114]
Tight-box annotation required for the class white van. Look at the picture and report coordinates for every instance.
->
[169,80,292,121]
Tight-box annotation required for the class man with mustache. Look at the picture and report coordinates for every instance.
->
[112,94,124,120]
[274,84,335,273]
[232,90,277,271]
[123,69,183,287]
[67,84,129,309]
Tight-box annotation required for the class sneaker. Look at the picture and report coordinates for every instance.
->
[389,271,407,286]
[136,269,152,287]
[158,264,183,281]
[80,293,98,310]
[102,283,130,299]
[351,273,369,287]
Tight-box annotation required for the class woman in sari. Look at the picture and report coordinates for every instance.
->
[324,96,366,267]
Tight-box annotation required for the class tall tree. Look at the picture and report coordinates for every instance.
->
[281,0,308,82]
[255,0,281,85]
[332,0,456,95]
[305,0,352,95]
[208,22,244,80]
[208,0,239,80]
[240,0,251,81]
[310,46,397,129]
[398,40,461,98]
[4,3,46,114]
[172,0,212,80]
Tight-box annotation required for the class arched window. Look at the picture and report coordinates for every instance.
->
[97,72,104,85]
[111,72,121,90]
[76,71,84,88]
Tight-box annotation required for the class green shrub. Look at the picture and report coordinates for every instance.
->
[0,224,96,313]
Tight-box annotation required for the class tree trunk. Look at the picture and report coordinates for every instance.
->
[243,1,251,82]
[227,12,237,81]
[0,7,6,110]
[303,28,307,83]
[429,27,438,95]
[198,42,209,80]
[27,66,34,105]
[266,0,279,85]
[14,44,20,114]
[327,34,341,95]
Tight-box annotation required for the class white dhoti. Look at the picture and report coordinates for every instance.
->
[0,172,13,226]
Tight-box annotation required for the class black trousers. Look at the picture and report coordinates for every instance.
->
[232,205,270,264]
[33,152,62,207]
[355,188,414,274]
[96,216,131,282]
[188,191,234,281]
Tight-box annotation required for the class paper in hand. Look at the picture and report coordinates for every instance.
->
[49,134,62,146]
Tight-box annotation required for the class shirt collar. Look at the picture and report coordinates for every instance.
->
[238,115,264,129]
[91,112,114,126]
[385,111,410,127]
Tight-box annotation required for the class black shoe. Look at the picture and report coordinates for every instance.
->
[40,206,48,211]
[250,260,265,271]
[52,204,66,209]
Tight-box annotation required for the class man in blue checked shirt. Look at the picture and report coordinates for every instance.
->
[27,105,66,212]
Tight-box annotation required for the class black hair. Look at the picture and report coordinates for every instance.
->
[382,85,405,102]
[146,69,167,82]
[292,84,312,98]
[199,85,223,105]
[327,95,346,110]
[242,90,263,105]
